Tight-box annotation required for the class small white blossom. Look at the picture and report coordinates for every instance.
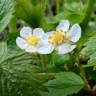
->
[16,27,54,54]
[46,20,81,54]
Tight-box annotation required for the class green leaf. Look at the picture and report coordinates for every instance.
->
[64,1,84,24]
[41,72,84,96]
[64,0,80,3]
[16,0,46,27]
[46,0,84,25]
[0,42,7,63]
[86,52,96,67]
[0,0,15,32]
[81,36,96,57]
[0,41,46,96]
[52,53,71,67]
[83,53,96,68]
[80,36,96,68]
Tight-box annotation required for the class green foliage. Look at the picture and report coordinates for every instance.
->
[16,0,46,28]
[80,36,96,68]
[0,41,46,96]
[47,0,84,25]
[0,40,60,96]
[41,72,84,96]
[0,42,7,63]
[64,2,84,24]
[64,0,80,3]
[0,0,14,32]
[0,0,96,95]
[52,53,71,67]
[80,0,95,30]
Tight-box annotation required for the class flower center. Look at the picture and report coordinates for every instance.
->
[49,32,67,45]
[26,35,39,45]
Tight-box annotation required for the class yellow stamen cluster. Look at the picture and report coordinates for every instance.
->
[49,32,67,45]
[26,35,39,45]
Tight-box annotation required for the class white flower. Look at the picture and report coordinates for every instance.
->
[16,27,54,54]
[46,20,81,54]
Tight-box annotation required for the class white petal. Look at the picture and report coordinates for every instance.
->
[40,36,49,45]
[16,37,28,49]
[25,46,37,53]
[40,31,54,44]
[68,24,81,42]
[45,31,55,37]
[20,26,32,39]
[56,44,76,54]
[38,44,54,54]
[56,20,70,32]
[33,28,44,37]
[40,31,55,45]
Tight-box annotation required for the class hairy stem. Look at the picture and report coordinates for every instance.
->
[79,64,92,92]
[77,54,92,93]
[40,55,49,71]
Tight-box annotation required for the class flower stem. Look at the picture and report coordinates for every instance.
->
[77,54,92,93]
[40,55,49,71]
[40,55,44,71]
[79,63,92,92]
